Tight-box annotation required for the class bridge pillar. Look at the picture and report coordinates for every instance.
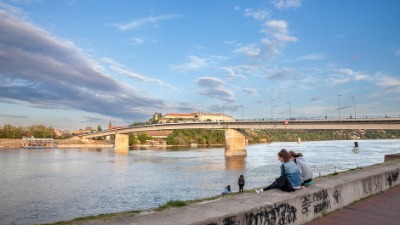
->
[224,129,247,156]
[114,133,129,152]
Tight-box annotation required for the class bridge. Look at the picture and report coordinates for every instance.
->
[80,118,400,156]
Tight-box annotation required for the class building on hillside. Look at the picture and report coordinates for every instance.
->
[197,112,234,122]
[161,112,234,123]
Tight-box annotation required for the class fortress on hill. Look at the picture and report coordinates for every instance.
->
[161,112,234,123]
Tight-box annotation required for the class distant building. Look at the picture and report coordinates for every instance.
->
[161,112,234,123]
[108,121,126,130]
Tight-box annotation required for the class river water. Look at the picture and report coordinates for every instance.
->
[0,139,399,225]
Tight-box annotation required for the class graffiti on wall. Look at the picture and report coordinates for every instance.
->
[208,189,342,225]
[362,175,383,195]
[312,189,331,214]
[332,189,341,204]
[244,203,297,225]
[386,170,399,187]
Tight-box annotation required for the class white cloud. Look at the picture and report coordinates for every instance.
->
[264,20,298,42]
[171,55,207,71]
[171,55,226,71]
[336,68,369,81]
[130,37,145,45]
[272,0,302,10]
[222,66,249,80]
[244,8,269,21]
[242,87,258,96]
[111,14,180,31]
[299,53,327,60]
[100,58,179,92]
[233,44,261,57]
[196,77,235,102]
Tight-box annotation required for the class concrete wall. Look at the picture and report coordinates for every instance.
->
[110,159,400,225]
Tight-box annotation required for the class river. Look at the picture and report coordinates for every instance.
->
[0,139,399,225]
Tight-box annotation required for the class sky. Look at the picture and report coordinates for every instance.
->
[0,0,399,131]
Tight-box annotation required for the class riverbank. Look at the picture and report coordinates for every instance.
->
[43,155,400,225]
[0,138,114,149]
[0,138,227,149]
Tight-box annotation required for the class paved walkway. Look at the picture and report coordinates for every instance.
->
[306,184,400,225]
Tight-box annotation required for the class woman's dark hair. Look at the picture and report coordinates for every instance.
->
[289,150,303,158]
[278,149,291,162]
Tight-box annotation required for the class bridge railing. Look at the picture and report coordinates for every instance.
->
[235,114,400,122]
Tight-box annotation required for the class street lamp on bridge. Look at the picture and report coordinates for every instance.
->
[351,96,357,119]
[270,97,274,120]
[337,92,342,119]
[287,101,292,119]
[239,105,244,120]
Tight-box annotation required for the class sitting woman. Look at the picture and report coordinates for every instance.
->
[289,151,313,187]
[256,149,303,193]
[221,185,231,195]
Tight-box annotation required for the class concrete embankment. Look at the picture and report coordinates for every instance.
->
[0,138,114,148]
[86,157,400,225]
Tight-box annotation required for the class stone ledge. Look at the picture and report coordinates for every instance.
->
[91,159,400,225]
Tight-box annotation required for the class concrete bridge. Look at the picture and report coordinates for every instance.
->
[80,118,400,156]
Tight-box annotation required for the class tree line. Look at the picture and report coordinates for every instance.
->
[0,124,60,139]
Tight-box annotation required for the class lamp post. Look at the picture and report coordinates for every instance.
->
[287,101,291,119]
[270,97,274,120]
[239,105,244,120]
[351,96,357,119]
[337,92,342,119]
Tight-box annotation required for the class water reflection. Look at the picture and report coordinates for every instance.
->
[225,156,246,170]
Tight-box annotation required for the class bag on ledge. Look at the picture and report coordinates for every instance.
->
[275,175,294,192]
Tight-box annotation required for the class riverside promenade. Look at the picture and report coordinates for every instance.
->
[73,156,400,225]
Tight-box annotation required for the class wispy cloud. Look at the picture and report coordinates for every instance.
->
[196,77,235,102]
[272,0,302,10]
[335,68,369,81]
[222,66,249,80]
[244,8,269,21]
[242,87,258,96]
[0,8,165,120]
[171,55,226,71]
[299,53,327,60]
[130,37,145,45]
[100,58,180,92]
[0,114,28,119]
[266,67,296,80]
[171,55,207,71]
[111,14,181,31]
[233,44,261,57]
[374,73,400,93]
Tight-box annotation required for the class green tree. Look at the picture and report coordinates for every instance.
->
[138,133,151,143]
[129,134,138,145]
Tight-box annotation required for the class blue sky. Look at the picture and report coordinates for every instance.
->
[0,0,399,131]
